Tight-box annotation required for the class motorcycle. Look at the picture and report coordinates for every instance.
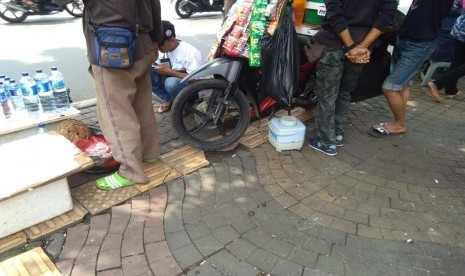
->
[169,35,318,151]
[172,0,223,19]
[0,0,83,23]
[169,36,391,151]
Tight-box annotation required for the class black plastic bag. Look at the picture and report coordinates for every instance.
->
[260,0,300,107]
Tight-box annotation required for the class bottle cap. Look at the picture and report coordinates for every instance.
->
[280,115,297,127]
[36,69,42,73]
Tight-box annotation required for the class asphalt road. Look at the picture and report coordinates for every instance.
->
[0,0,221,103]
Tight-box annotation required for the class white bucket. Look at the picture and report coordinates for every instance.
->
[268,116,306,152]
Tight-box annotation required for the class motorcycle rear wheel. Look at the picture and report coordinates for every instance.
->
[0,3,27,23]
[171,79,250,151]
[175,0,193,19]
[65,0,83,17]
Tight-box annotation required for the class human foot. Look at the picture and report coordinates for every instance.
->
[445,91,463,99]
[96,172,135,190]
[425,82,443,102]
[157,101,172,114]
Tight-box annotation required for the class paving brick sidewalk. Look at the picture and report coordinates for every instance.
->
[55,82,465,275]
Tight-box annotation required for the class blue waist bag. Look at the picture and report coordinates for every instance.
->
[94,27,136,69]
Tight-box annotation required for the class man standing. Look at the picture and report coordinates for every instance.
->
[309,0,398,156]
[59,0,163,190]
[370,0,452,137]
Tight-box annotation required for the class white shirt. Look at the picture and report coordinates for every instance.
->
[164,41,203,74]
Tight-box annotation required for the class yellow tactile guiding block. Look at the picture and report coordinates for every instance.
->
[160,145,210,175]
[135,161,183,192]
[24,200,88,241]
[0,232,27,255]
[0,247,61,276]
[71,180,141,215]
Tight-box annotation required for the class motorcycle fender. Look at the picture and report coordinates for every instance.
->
[181,57,244,84]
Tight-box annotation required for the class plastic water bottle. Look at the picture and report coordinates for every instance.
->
[0,82,11,119]
[3,77,11,97]
[20,72,41,119]
[8,79,25,112]
[35,69,56,114]
[49,67,70,111]
[37,122,45,134]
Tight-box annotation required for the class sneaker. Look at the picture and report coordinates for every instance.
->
[335,134,343,147]
[309,138,337,156]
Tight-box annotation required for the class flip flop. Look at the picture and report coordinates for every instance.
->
[96,172,135,190]
[368,126,390,138]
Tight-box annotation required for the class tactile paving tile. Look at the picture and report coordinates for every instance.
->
[0,247,60,276]
[239,125,267,149]
[160,145,210,175]
[135,161,183,192]
[0,232,27,255]
[71,180,141,215]
[24,200,88,241]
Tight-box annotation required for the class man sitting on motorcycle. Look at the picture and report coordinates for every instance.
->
[150,21,203,114]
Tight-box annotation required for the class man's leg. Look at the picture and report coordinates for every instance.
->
[150,70,172,102]
[91,59,150,184]
[335,61,363,137]
[164,77,189,102]
[381,88,407,133]
[134,53,160,162]
[375,39,436,134]
[314,51,344,147]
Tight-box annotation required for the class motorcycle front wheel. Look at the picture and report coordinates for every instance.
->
[65,0,83,17]
[175,0,193,19]
[0,2,27,23]
[171,79,250,151]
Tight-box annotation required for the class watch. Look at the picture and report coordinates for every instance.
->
[343,43,357,53]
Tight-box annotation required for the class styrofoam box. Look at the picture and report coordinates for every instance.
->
[0,178,73,238]
[268,116,306,152]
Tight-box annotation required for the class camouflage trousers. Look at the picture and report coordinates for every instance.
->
[315,50,364,147]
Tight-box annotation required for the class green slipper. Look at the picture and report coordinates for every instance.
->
[143,157,159,163]
[96,172,135,191]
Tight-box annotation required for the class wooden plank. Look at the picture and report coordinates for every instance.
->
[0,232,27,254]
[24,200,88,241]
[0,247,60,276]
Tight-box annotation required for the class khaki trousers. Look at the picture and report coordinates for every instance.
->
[90,52,159,183]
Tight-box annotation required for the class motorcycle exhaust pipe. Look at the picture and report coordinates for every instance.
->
[2,2,29,12]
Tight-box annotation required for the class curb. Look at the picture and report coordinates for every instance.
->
[71,98,97,109]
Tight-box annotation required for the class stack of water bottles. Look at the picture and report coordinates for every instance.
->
[0,67,70,120]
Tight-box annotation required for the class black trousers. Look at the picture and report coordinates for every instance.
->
[434,39,465,95]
